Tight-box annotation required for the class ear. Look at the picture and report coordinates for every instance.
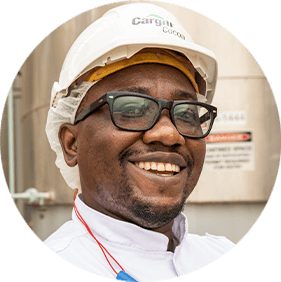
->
[58,123,79,167]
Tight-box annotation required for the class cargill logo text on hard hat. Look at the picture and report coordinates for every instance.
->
[132,14,185,40]
[132,14,173,27]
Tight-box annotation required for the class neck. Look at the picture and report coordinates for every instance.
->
[153,220,178,252]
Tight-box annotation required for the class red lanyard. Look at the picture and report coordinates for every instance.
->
[73,189,125,275]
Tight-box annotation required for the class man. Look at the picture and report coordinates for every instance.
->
[45,3,234,281]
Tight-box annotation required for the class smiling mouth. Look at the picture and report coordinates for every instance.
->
[134,161,181,177]
[125,151,190,183]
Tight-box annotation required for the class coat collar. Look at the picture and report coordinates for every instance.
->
[73,194,188,252]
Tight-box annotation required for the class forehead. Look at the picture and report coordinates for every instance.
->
[80,64,197,109]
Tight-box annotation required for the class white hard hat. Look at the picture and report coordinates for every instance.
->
[51,3,217,108]
[46,3,218,190]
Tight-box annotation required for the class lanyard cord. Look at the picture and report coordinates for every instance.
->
[73,189,125,275]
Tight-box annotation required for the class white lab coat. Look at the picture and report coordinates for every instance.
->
[45,194,234,281]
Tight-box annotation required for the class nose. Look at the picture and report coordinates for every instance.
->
[143,110,185,146]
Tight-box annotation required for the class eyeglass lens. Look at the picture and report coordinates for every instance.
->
[112,96,211,137]
[173,104,210,137]
[113,96,159,130]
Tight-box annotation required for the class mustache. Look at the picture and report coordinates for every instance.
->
[119,145,194,174]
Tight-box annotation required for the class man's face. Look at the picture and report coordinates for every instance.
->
[75,64,206,229]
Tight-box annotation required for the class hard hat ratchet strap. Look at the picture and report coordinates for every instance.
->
[86,52,199,93]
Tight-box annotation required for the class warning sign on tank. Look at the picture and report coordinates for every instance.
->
[204,132,254,171]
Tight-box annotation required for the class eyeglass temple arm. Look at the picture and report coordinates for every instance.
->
[199,112,210,124]
[199,109,217,124]
[74,94,108,124]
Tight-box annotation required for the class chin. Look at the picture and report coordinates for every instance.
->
[123,194,187,229]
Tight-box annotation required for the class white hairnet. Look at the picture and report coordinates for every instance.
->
[46,77,207,190]
[46,81,96,190]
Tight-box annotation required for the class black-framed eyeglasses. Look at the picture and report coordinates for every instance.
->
[74,92,217,139]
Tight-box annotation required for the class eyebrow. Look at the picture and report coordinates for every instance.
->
[172,89,197,101]
[117,86,151,95]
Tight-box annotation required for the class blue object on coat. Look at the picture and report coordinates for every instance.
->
[116,271,138,281]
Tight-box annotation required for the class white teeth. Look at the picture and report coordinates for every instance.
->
[144,162,151,170]
[157,163,165,171]
[165,163,173,171]
[151,162,157,170]
[139,162,145,169]
[135,162,181,173]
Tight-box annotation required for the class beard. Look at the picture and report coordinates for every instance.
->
[96,171,189,229]
[126,194,186,229]
[107,146,194,229]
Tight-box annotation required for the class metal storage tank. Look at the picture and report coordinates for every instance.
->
[1,1,280,244]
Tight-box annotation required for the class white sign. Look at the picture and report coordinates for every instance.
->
[204,142,255,171]
[214,111,247,125]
